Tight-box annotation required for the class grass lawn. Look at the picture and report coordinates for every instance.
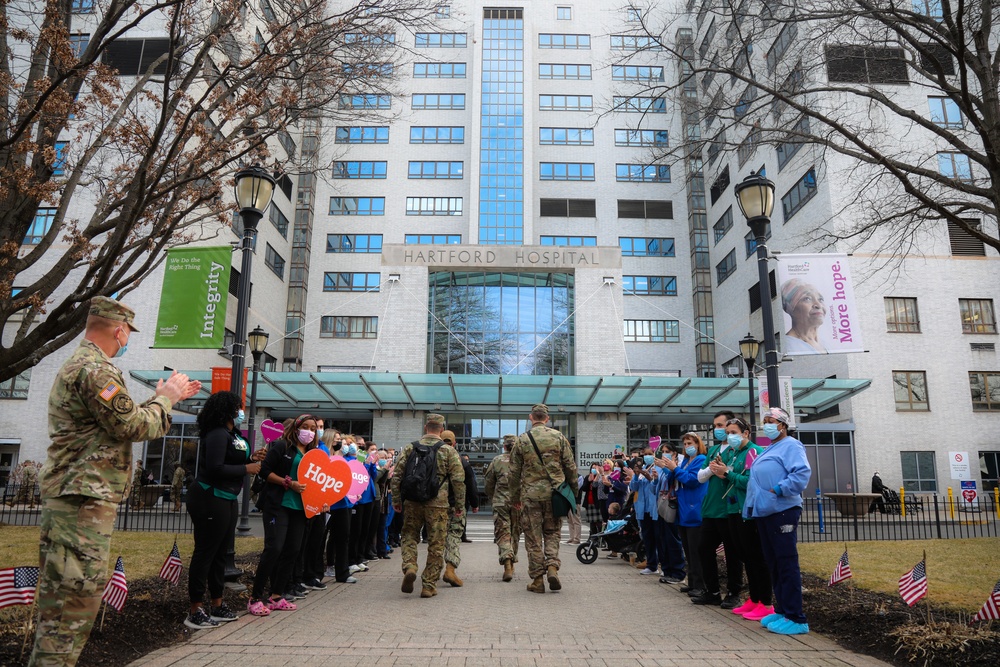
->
[1,526,264,579]
[798,538,1000,611]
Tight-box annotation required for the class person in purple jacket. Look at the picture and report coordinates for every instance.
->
[743,407,812,636]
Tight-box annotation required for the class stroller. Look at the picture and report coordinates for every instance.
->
[575,496,644,564]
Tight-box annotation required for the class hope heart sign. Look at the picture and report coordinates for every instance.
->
[299,449,351,518]
[259,419,284,444]
[346,459,370,503]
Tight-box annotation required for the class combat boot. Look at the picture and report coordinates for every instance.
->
[527,576,545,593]
[443,563,463,587]
[401,568,417,594]
[546,565,561,591]
[502,559,514,582]
[420,587,437,598]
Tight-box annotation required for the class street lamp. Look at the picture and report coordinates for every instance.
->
[739,333,760,440]
[237,325,269,535]
[735,172,781,410]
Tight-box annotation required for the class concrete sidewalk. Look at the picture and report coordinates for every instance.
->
[134,527,888,667]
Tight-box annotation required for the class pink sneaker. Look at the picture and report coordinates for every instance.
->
[732,599,758,615]
[267,597,297,611]
[247,599,271,616]
[743,604,774,621]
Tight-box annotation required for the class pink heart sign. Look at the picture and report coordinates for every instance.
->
[260,419,284,444]
[299,449,351,518]
[346,459,370,503]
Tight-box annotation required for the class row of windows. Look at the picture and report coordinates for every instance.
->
[884,297,997,334]
[537,162,670,183]
[327,198,672,220]
[321,233,674,258]
[403,61,668,82]
[622,275,678,296]
[900,450,1000,494]
[319,316,378,339]
[893,370,1000,413]
[333,125,667,148]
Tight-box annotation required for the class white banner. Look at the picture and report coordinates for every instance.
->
[775,254,864,355]
[758,376,796,428]
[949,451,971,480]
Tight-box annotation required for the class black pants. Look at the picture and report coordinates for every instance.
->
[297,513,327,584]
[639,514,658,570]
[252,505,305,599]
[679,524,704,592]
[730,514,772,605]
[758,507,806,623]
[325,507,352,581]
[376,509,389,556]
[364,499,381,557]
[656,517,686,579]
[349,501,374,564]
[388,508,403,544]
[186,483,238,604]
[698,516,743,597]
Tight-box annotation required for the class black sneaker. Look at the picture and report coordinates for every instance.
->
[284,588,306,600]
[209,603,237,622]
[184,608,219,630]
[302,578,327,591]
[292,583,309,596]
[691,592,722,605]
[720,594,742,610]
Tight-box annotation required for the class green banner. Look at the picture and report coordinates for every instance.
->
[153,247,231,348]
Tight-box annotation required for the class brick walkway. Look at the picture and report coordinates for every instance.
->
[134,518,888,666]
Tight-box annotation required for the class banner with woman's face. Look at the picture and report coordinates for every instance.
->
[775,254,864,355]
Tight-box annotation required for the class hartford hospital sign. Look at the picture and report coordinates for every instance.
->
[382,244,623,270]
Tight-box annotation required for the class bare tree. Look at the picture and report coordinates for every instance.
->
[0,0,434,383]
[614,1,998,262]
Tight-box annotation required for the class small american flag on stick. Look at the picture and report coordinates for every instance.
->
[971,579,1000,624]
[828,549,853,586]
[898,558,927,607]
[158,541,182,585]
[102,557,128,612]
[0,566,38,609]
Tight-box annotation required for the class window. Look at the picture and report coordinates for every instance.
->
[900,451,937,492]
[71,0,94,12]
[0,369,30,399]
[610,35,662,51]
[622,276,677,296]
[776,116,810,170]
[620,237,675,257]
[52,141,68,176]
[540,199,596,217]
[626,7,642,22]
[826,45,909,84]
[342,62,393,77]
[623,320,679,343]
[948,220,986,256]
[539,162,594,181]
[264,244,285,279]
[981,451,1000,493]
[102,38,172,76]
[716,249,737,284]
[745,224,771,257]
[738,125,761,167]
[893,371,929,411]
[269,207,289,238]
[333,161,387,179]
[326,234,383,253]
[406,197,464,215]
[617,200,673,219]
[734,84,757,117]
[919,42,954,75]
[539,128,593,145]
[912,0,943,18]
[412,93,465,110]
[539,236,597,246]
[329,197,384,216]
[699,19,716,60]
[435,4,451,18]
[24,208,56,244]
[766,21,797,73]
[538,34,590,49]
[335,127,389,144]
[538,63,591,79]
[713,207,733,244]
[323,273,380,292]
[405,234,462,244]
[614,129,668,147]
[338,93,391,110]
[937,152,973,182]
[885,297,921,333]
[749,270,777,312]
[706,130,724,166]
[616,164,670,182]
[970,372,1000,411]
[781,167,818,222]
[321,316,378,339]
[344,33,395,45]
[410,126,465,144]
[612,96,666,113]
[69,33,89,58]
[415,33,467,48]
[413,62,466,78]
[556,6,572,20]
[928,97,963,128]
[539,95,592,111]
[408,161,463,179]
[959,299,997,333]
[709,166,730,205]
[611,65,664,81]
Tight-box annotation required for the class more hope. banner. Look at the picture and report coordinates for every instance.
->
[775,253,864,356]
[153,247,231,348]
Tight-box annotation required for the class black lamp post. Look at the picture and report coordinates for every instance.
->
[224,166,275,582]
[237,325,269,535]
[735,173,781,410]
[739,333,760,440]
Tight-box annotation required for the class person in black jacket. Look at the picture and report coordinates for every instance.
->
[460,454,478,542]
[185,391,262,630]
[247,414,319,616]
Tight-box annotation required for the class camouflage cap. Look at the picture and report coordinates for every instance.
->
[89,296,139,331]
[425,413,446,426]
[502,434,516,445]
[530,403,549,415]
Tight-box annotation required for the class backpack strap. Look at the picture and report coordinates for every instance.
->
[526,431,557,491]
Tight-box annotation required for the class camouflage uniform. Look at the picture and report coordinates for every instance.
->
[129,463,144,509]
[390,415,465,594]
[484,436,521,564]
[444,508,466,568]
[510,405,578,587]
[170,465,185,511]
[30,297,175,667]
[14,462,38,507]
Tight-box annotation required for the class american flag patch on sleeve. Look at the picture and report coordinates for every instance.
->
[99,381,121,401]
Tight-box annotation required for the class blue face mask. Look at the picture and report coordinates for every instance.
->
[316,428,324,440]
[763,424,781,440]
[726,433,743,448]
[643,455,654,466]
[234,410,245,426]
[713,428,726,442]
[348,444,358,456]
[685,446,697,457]
[113,329,129,358]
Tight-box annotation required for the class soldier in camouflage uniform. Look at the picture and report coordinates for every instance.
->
[484,435,521,581]
[510,404,578,594]
[10,460,38,507]
[390,414,465,598]
[170,463,185,512]
[29,297,201,667]
[130,460,144,509]
[440,430,465,587]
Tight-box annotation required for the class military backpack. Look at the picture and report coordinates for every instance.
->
[400,440,444,503]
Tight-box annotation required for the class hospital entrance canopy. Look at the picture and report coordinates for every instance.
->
[130,371,871,422]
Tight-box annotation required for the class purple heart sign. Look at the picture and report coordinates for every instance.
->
[260,419,284,444]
